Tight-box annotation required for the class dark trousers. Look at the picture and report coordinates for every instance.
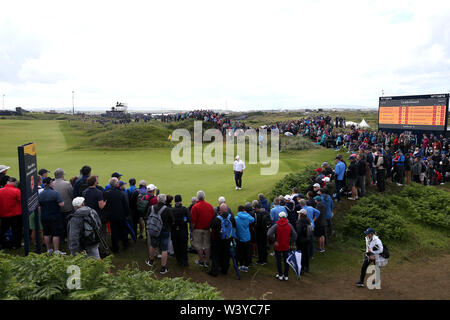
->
[236,239,251,267]
[275,250,289,277]
[396,166,405,184]
[234,171,243,188]
[297,241,310,272]
[110,220,128,253]
[171,227,188,265]
[210,239,231,275]
[131,212,140,237]
[0,215,23,249]
[413,175,420,183]
[360,255,375,283]
[377,169,385,192]
[335,179,344,201]
[60,211,72,243]
[256,232,268,263]
[371,166,377,183]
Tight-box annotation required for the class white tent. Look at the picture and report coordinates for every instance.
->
[359,119,370,128]
[345,121,359,127]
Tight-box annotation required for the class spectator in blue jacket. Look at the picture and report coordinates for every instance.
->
[299,199,320,258]
[319,188,334,239]
[235,205,255,272]
[270,197,287,224]
[334,155,346,202]
[393,150,405,186]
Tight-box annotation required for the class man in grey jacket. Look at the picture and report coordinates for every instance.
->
[68,197,102,259]
[53,168,74,243]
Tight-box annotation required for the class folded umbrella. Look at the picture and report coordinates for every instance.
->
[286,250,302,279]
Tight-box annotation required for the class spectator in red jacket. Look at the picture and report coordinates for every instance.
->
[267,212,297,281]
[190,190,215,268]
[0,177,23,249]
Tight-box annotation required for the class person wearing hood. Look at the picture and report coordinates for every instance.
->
[267,212,297,281]
[235,205,255,272]
[356,228,385,287]
[67,197,102,259]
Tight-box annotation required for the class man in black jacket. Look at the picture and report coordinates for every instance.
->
[356,154,367,198]
[296,209,312,274]
[171,195,191,266]
[104,177,130,253]
[208,203,236,277]
[254,202,271,265]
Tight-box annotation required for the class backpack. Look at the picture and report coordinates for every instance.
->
[217,214,233,240]
[82,210,101,246]
[136,193,151,216]
[380,244,390,259]
[146,205,166,238]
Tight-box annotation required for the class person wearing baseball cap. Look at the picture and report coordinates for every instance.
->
[67,197,102,259]
[267,211,297,281]
[313,196,327,253]
[321,162,333,178]
[38,175,66,255]
[312,183,321,196]
[118,180,127,191]
[356,228,385,287]
[38,169,50,188]
[104,172,123,191]
[0,165,10,188]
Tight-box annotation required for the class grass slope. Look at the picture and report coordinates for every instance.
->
[0,119,336,212]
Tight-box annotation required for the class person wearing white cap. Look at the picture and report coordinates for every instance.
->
[0,165,10,188]
[233,155,246,190]
[267,211,297,281]
[67,197,102,259]
[214,196,233,215]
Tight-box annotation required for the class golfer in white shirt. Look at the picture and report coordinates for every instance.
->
[233,155,246,190]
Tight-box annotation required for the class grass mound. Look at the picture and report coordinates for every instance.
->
[60,119,217,150]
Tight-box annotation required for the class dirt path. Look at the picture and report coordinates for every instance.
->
[156,254,450,300]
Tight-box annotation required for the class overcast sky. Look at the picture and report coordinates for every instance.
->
[1,0,450,111]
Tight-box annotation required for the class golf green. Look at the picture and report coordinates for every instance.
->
[0,120,336,211]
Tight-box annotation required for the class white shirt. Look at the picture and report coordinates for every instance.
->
[233,160,246,172]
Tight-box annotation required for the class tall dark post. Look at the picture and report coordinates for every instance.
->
[18,143,39,256]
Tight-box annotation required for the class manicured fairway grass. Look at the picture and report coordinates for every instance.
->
[0,120,336,210]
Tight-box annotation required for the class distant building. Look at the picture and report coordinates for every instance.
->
[0,107,29,116]
[103,102,130,118]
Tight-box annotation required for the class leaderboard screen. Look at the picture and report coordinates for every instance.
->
[379,94,449,131]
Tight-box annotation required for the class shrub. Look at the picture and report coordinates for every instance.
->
[280,135,318,151]
[342,195,409,242]
[269,165,319,201]
[0,253,222,300]
[400,184,450,230]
